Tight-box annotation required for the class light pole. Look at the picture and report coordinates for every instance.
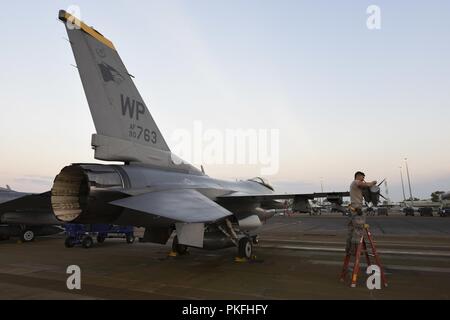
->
[404,158,414,207]
[320,177,324,205]
[399,166,407,205]
[384,180,390,205]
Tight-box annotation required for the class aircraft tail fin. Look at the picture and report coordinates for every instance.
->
[58,10,170,158]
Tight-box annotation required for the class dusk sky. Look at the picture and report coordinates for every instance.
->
[1,1,449,201]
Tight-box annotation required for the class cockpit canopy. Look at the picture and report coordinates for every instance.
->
[248,177,274,191]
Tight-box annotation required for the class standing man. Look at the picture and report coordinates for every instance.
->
[346,171,377,254]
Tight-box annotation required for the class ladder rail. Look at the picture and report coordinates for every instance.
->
[340,224,388,288]
[365,227,388,287]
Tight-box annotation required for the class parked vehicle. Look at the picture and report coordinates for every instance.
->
[64,224,135,248]
[403,207,415,216]
[418,207,433,217]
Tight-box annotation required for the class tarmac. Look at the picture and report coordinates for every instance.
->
[1,212,450,299]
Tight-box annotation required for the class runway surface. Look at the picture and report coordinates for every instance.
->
[1,213,450,299]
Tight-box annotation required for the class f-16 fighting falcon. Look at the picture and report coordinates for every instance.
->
[0,186,62,242]
[52,10,350,259]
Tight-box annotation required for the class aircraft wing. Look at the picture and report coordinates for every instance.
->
[110,188,233,223]
[217,191,349,201]
[217,191,350,212]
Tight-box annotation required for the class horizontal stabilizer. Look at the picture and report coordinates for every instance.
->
[110,189,233,223]
[0,192,52,212]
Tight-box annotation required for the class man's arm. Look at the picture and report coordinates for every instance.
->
[355,180,377,188]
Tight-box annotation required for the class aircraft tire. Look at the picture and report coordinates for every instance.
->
[65,237,75,248]
[238,237,252,259]
[21,229,35,242]
[172,236,188,255]
[126,234,135,244]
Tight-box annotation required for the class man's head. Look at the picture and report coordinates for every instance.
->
[354,171,365,181]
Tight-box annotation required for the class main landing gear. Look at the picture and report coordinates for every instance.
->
[170,236,189,256]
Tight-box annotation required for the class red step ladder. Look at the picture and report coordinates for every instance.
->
[340,224,388,288]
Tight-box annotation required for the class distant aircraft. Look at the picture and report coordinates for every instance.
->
[52,10,349,259]
[439,192,450,217]
[0,186,62,242]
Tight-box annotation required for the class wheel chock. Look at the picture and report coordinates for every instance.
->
[234,255,258,263]
[234,257,247,263]
[168,251,178,257]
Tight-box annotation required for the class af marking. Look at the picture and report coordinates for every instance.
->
[128,124,157,144]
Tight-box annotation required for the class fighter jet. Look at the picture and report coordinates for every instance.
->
[53,10,349,258]
[0,186,62,242]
